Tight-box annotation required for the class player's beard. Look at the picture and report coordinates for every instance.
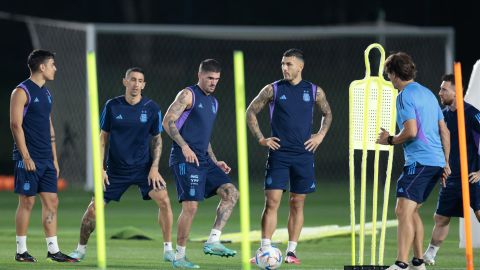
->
[441,98,454,106]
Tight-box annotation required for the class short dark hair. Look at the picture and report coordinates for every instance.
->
[199,59,221,73]
[125,67,145,78]
[442,73,455,85]
[27,49,55,72]
[283,48,304,61]
[384,52,416,81]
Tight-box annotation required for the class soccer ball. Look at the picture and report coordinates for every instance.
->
[255,246,282,269]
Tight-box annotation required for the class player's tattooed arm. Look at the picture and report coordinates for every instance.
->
[207,143,218,164]
[150,134,162,167]
[246,84,274,141]
[315,86,332,136]
[208,142,231,173]
[304,86,332,152]
[162,89,192,147]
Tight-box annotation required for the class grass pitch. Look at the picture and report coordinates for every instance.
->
[0,181,477,269]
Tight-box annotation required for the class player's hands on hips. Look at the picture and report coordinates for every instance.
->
[216,161,231,174]
[469,170,480,184]
[259,137,281,150]
[23,157,36,172]
[376,128,390,145]
[305,133,325,152]
[441,163,451,187]
[102,169,110,191]
[148,167,167,191]
[181,144,199,166]
[53,159,60,178]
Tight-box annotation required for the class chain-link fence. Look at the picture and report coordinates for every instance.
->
[22,19,454,189]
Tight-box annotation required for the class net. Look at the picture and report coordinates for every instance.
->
[22,18,454,188]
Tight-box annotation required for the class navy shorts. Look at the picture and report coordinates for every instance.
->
[104,167,153,203]
[264,151,316,194]
[171,158,232,202]
[396,162,443,204]
[14,159,57,196]
[436,176,480,217]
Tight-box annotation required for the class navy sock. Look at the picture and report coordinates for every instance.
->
[412,257,424,266]
[395,261,408,269]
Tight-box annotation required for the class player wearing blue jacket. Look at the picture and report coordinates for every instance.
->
[378,52,450,270]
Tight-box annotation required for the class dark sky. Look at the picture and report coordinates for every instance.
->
[0,0,478,173]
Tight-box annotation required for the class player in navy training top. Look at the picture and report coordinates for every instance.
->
[423,74,480,265]
[246,48,333,264]
[377,53,450,270]
[68,68,174,263]
[10,50,78,263]
[163,59,239,268]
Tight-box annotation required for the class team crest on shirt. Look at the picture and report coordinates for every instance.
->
[140,110,147,123]
[47,95,52,104]
[303,90,310,102]
[211,103,217,114]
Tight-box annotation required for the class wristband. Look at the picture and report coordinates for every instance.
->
[387,135,394,145]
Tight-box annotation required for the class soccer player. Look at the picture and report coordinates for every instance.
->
[246,48,332,264]
[377,52,450,270]
[423,74,480,265]
[68,67,174,262]
[162,59,239,269]
[10,49,78,262]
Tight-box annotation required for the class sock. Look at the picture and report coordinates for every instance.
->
[164,242,173,252]
[206,229,221,244]
[76,244,87,254]
[412,257,424,266]
[426,243,440,257]
[16,235,27,254]
[46,236,60,254]
[395,261,408,269]
[175,245,186,260]
[286,241,297,253]
[261,238,271,248]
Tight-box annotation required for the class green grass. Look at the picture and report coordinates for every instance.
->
[0,181,477,269]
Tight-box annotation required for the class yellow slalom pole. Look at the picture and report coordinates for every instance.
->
[233,50,251,270]
[454,62,474,270]
[87,51,107,269]
[348,81,356,265]
[378,90,396,265]
[371,86,381,265]
[359,56,372,266]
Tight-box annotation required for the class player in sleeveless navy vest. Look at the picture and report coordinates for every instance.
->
[10,50,78,263]
[377,53,450,270]
[68,68,175,263]
[423,74,480,265]
[246,48,332,264]
[163,59,239,268]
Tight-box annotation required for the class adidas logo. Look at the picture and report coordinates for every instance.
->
[398,187,404,193]
[116,114,123,120]
[310,183,316,189]
[34,97,40,103]
[279,95,287,100]
[198,103,204,108]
